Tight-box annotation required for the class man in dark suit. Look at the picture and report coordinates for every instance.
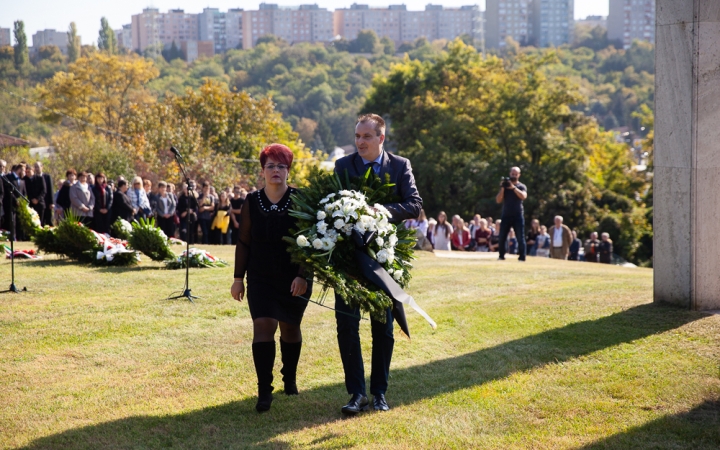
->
[334,113,422,415]
[25,165,46,226]
[3,164,27,241]
[34,162,53,226]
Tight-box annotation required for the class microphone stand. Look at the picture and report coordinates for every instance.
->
[167,149,200,303]
[0,174,28,293]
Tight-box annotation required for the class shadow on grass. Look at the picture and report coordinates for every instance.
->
[19,303,713,449]
[579,397,720,449]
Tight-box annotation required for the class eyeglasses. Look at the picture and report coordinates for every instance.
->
[264,164,288,171]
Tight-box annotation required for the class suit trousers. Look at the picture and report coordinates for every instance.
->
[335,295,394,396]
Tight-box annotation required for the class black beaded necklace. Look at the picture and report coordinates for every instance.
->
[258,188,293,213]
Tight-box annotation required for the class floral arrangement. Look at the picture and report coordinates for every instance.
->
[3,244,39,259]
[169,237,185,245]
[127,217,176,262]
[110,218,132,240]
[17,198,42,237]
[90,231,138,266]
[0,230,10,242]
[284,167,416,321]
[164,248,228,269]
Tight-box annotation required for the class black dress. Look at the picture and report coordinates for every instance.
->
[234,188,311,325]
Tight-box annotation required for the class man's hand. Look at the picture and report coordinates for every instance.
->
[31,199,38,205]
[100,208,108,214]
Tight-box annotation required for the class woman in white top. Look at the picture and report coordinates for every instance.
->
[433,211,453,251]
[535,225,551,258]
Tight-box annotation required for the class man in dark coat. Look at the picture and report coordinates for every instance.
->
[333,113,422,415]
[111,180,135,223]
[34,162,53,226]
[25,166,46,226]
[3,164,27,241]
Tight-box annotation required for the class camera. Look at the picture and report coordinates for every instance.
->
[501,177,512,188]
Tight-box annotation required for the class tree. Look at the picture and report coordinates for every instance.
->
[162,41,184,62]
[13,21,28,72]
[37,52,159,133]
[349,30,379,54]
[98,17,117,55]
[380,36,395,55]
[67,22,81,62]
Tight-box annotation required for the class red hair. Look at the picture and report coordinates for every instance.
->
[260,144,293,168]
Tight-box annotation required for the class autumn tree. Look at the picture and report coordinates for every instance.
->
[37,52,158,133]
[67,22,81,62]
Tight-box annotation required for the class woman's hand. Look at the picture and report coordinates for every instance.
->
[231,279,245,302]
[290,277,308,297]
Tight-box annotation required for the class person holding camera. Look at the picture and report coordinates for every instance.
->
[495,166,527,261]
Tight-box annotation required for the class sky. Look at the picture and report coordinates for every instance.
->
[1,0,609,47]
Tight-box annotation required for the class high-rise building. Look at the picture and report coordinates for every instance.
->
[199,7,245,53]
[115,24,132,50]
[32,29,70,54]
[577,15,607,30]
[131,8,199,53]
[334,4,481,46]
[242,3,333,49]
[608,0,655,49]
[485,0,531,49]
[532,0,573,47]
[0,28,11,47]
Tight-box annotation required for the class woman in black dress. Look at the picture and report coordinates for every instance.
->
[231,144,310,412]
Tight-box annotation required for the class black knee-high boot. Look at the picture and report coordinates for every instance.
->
[252,341,275,412]
[280,339,302,395]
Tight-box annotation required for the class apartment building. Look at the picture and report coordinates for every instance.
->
[115,24,132,50]
[485,0,531,48]
[531,0,573,47]
[198,7,244,53]
[0,28,11,47]
[577,15,607,29]
[608,0,655,49]
[242,3,333,49]
[334,4,481,46]
[131,8,199,53]
[32,29,69,54]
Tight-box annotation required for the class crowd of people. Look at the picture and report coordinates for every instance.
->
[0,160,249,245]
[406,212,614,263]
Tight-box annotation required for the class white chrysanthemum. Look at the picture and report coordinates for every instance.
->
[317,221,328,235]
[319,197,329,204]
[343,223,354,236]
[296,235,310,247]
[334,218,345,229]
[387,268,394,274]
[339,190,352,196]
[317,211,326,220]
[375,237,384,247]
[375,249,389,263]
[321,238,336,251]
[388,234,398,247]
[325,229,338,241]
[393,269,403,281]
[312,238,324,249]
[325,203,334,213]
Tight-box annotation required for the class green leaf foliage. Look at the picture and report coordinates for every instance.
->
[127,217,175,262]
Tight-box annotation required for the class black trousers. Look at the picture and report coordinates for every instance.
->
[335,295,394,396]
[157,216,176,239]
[499,215,526,260]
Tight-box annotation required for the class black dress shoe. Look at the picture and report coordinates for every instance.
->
[341,393,369,416]
[373,394,390,412]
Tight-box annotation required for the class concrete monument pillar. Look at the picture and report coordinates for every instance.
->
[654,1,720,310]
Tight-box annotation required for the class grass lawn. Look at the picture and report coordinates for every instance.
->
[0,244,718,449]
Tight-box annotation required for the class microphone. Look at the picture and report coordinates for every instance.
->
[170,146,182,158]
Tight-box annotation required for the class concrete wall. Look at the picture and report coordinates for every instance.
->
[654,0,720,310]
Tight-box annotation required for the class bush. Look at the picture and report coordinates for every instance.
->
[128,217,175,262]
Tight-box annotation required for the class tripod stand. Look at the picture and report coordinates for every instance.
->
[1,174,28,294]
[167,147,200,303]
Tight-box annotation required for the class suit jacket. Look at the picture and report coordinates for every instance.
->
[111,190,134,222]
[41,173,53,207]
[2,173,25,214]
[334,151,422,222]
[154,193,177,216]
[548,224,573,256]
[26,175,47,208]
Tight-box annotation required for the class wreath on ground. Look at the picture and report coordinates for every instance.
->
[128,217,175,262]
